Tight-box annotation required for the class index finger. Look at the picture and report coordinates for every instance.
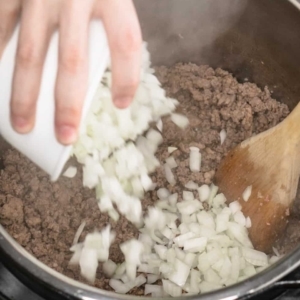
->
[95,0,142,108]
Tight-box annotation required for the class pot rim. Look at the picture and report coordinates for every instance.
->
[1,2,300,298]
[1,224,300,300]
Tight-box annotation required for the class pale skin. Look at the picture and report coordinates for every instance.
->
[0,0,142,145]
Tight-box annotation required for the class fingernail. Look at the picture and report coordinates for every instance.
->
[114,97,132,108]
[12,116,31,133]
[57,125,77,145]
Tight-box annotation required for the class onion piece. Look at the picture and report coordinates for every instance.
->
[189,147,201,172]
[103,259,117,278]
[184,253,197,268]
[145,284,163,295]
[242,185,252,202]
[79,248,98,283]
[138,264,159,274]
[168,258,190,287]
[229,201,242,214]
[168,193,178,206]
[233,211,246,227]
[156,119,163,132]
[146,129,163,147]
[166,156,178,169]
[183,237,208,253]
[171,113,189,129]
[198,184,210,202]
[173,232,196,247]
[177,200,202,215]
[157,188,170,200]
[63,166,77,178]
[164,163,176,185]
[185,180,198,190]
[120,239,144,281]
[147,274,160,284]
[162,279,182,297]
[220,129,227,145]
[109,279,131,294]
[183,191,194,201]
[72,221,86,245]
[246,217,252,228]
[69,244,83,266]
[204,268,221,284]
[197,211,215,229]
[168,147,178,154]
[242,248,268,267]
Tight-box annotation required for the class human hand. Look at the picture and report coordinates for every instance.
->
[0,0,142,145]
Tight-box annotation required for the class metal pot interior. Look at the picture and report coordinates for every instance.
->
[1,0,300,299]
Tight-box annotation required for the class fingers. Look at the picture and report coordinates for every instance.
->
[10,0,54,133]
[96,0,142,108]
[0,0,21,57]
[55,0,93,145]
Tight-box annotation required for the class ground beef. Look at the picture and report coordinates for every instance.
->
[0,63,293,292]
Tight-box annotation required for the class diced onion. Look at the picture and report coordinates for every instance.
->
[185,180,198,190]
[164,163,176,185]
[72,221,86,245]
[189,147,201,172]
[63,166,77,178]
[162,279,182,297]
[220,129,227,145]
[168,147,178,154]
[156,119,163,132]
[103,260,117,278]
[147,274,160,284]
[242,185,252,202]
[166,156,178,169]
[198,185,210,202]
[171,113,189,129]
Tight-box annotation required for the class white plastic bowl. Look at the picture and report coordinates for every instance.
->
[0,20,109,181]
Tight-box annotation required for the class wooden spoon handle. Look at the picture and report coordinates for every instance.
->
[282,102,300,143]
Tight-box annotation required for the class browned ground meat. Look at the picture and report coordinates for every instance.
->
[0,63,293,293]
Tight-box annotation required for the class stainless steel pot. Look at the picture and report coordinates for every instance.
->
[1,0,300,299]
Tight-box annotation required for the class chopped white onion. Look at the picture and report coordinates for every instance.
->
[242,248,268,267]
[145,284,163,295]
[103,260,117,278]
[229,201,242,214]
[157,188,170,200]
[185,180,198,190]
[166,156,178,169]
[242,185,252,202]
[184,237,207,253]
[156,119,163,132]
[79,248,98,283]
[246,217,252,228]
[168,193,178,206]
[164,163,176,185]
[171,113,189,129]
[162,279,182,297]
[189,147,201,172]
[168,259,190,287]
[168,147,178,154]
[63,166,77,178]
[72,221,86,245]
[198,184,210,202]
[220,129,227,145]
[182,191,194,201]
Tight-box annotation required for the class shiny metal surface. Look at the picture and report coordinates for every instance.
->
[1,0,300,299]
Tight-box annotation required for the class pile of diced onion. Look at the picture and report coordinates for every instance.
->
[67,44,280,297]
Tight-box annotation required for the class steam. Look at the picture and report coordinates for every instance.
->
[135,0,248,65]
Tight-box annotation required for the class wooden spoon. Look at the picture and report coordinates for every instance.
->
[215,102,300,253]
